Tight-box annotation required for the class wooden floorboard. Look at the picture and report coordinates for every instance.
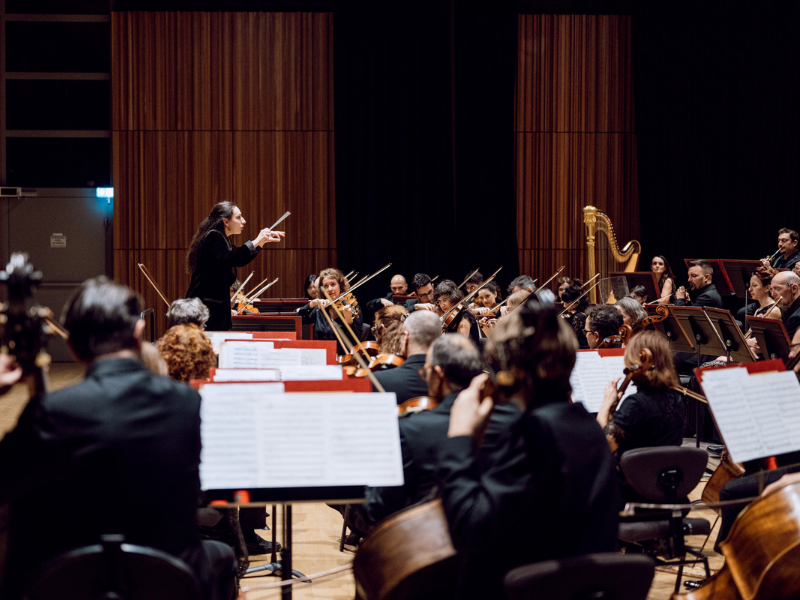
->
[1,365,727,600]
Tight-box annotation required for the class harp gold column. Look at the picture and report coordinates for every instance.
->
[583,206,641,304]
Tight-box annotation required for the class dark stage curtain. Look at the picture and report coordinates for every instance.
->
[334,1,519,301]
[634,2,800,284]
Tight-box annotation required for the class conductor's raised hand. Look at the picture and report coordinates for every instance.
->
[254,228,285,247]
[448,373,494,438]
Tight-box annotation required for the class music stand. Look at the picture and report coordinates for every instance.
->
[683,259,737,297]
[747,316,792,361]
[702,307,755,363]
[670,307,732,363]
[718,260,762,299]
[610,271,661,303]
[646,305,695,353]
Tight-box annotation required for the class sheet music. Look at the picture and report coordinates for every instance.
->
[213,369,282,382]
[199,388,403,489]
[218,343,307,369]
[570,352,636,413]
[701,370,800,463]
[205,332,254,353]
[299,348,327,366]
[279,365,343,381]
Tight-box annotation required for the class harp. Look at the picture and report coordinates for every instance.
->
[583,206,641,304]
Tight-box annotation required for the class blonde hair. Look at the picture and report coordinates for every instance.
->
[374,304,409,354]
[318,268,349,297]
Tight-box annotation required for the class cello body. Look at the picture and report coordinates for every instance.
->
[353,499,457,600]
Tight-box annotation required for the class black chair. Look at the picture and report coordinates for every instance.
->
[504,553,655,600]
[26,534,201,600]
[618,446,711,593]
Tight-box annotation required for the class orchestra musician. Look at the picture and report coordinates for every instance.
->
[406,273,437,312]
[556,276,572,301]
[157,324,217,383]
[768,227,800,270]
[674,260,723,308]
[297,268,366,355]
[372,304,408,355]
[464,271,484,295]
[507,274,536,295]
[651,255,675,304]
[185,202,284,331]
[437,300,618,600]
[166,298,210,330]
[771,271,800,338]
[435,280,481,343]
[366,274,409,317]
[560,282,589,349]
[630,285,649,305]
[584,305,624,349]
[615,296,648,330]
[303,273,318,300]
[596,330,685,505]
[0,278,236,600]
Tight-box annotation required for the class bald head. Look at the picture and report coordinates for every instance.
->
[771,271,800,310]
[390,274,408,295]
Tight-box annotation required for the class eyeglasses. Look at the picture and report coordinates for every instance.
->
[418,366,432,381]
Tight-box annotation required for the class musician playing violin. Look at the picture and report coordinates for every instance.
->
[297,268,365,355]
[470,281,502,315]
[584,305,623,350]
[435,280,480,344]
[406,273,438,313]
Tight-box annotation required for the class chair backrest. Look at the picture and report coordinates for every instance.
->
[620,446,708,502]
[26,534,201,600]
[504,553,655,600]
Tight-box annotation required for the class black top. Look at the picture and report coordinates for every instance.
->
[0,358,215,599]
[782,295,800,338]
[371,354,429,405]
[296,301,365,355]
[185,230,261,331]
[564,311,589,349]
[673,283,723,308]
[772,249,800,270]
[364,393,521,526]
[443,308,480,345]
[438,401,619,600]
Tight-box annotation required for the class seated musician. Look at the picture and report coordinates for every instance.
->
[770,271,800,337]
[651,255,675,304]
[561,282,590,349]
[470,281,502,316]
[437,300,618,600]
[436,280,480,344]
[371,311,439,404]
[615,296,648,329]
[673,260,723,308]
[366,273,409,313]
[157,324,217,383]
[630,285,649,305]
[767,227,800,270]
[584,305,624,349]
[557,276,572,301]
[303,273,318,300]
[365,334,519,526]
[0,277,236,600]
[297,268,366,355]
[372,304,408,356]
[167,297,210,329]
[406,273,437,312]
[507,274,536,295]
[596,330,685,504]
[465,271,484,295]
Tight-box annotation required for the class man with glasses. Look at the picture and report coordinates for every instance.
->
[772,271,800,337]
[584,305,623,349]
[405,273,438,312]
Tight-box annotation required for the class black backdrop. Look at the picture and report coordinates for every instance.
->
[634,1,800,293]
[334,0,520,303]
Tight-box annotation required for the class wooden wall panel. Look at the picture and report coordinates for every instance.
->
[112,12,334,335]
[516,14,638,293]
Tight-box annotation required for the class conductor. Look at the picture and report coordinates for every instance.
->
[185,202,284,331]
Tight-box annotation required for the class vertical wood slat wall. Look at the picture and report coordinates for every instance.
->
[516,15,639,292]
[112,12,334,333]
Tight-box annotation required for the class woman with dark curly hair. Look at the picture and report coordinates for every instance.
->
[435,280,480,344]
[157,324,217,383]
[185,202,284,331]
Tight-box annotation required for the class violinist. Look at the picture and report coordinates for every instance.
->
[651,255,675,304]
[372,304,408,355]
[560,282,589,349]
[297,268,366,355]
[366,274,409,314]
[596,330,685,504]
[303,274,318,300]
[584,305,623,349]
[614,296,648,330]
[185,202,284,331]
[556,276,572,301]
[507,274,536,295]
[371,311,440,404]
[471,281,502,316]
[406,273,437,312]
[437,301,618,600]
[464,271,484,295]
[166,298,210,329]
[435,280,480,344]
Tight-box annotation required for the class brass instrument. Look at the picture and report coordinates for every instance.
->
[583,206,641,304]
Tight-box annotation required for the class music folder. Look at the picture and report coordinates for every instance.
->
[670,306,732,359]
[747,316,792,361]
[718,260,763,299]
[646,305,695,353]
[609,271,661,303]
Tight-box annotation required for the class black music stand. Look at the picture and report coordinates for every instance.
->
[646,305,695,353]
[701,307,755,364]
[610,271,661,302]
[683,259,736,298]
[718,260,762,299]
[747,317,792,361]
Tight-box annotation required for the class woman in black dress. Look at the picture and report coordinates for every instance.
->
[435,279,480,345]
[185,202,284,331]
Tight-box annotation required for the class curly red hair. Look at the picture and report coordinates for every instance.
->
[157,324,216,383]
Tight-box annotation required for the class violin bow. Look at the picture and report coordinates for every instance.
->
[236,278,278,314]
[321,287,386,392]
[431,275,439,283]
[330,264,392,304]
[457,268,481,290]
[230,272,254,306]
[536,266,565,292]
[137,263,170,308]
[267,211,291,232]
[243,276,269,300]
[581,273,600,289]
[441,267,502,323]
[315,292,352,358]
[558,279,602,316]
[345,271,359,284]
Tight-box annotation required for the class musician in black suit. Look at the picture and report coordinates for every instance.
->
[0,278,236,600]
[405,273,437,313]
[371,311,439,404]
[771,271,800,337]
[438,301,618,600]
[185,202,284,331]
[673,260,723,308]
[770,228,800,270]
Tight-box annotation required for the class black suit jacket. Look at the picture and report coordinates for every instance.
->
[371,354,428,405]
[186,230,261,331]
[438,401,619,600]
[673,283,723,308]
[296,302,365,355]
[0,358,211,598]
[782,296,800,338]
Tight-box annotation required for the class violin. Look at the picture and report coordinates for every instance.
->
[351,353,406,378]
[596,324,634,349]
[339,341,381,367]
[327,263,393,322]
[398,395,440,415]
[632,304,669,333]
[234,292,260,314]
[442,268,502,333]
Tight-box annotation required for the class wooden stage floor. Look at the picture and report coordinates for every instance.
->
[0,363,724,600]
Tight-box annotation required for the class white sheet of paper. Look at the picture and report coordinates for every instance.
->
[212,369,282,382]
[218,343,307,369]
[199,389,403,490]
[299,348,327,366]
[702,369,800,463]
[570,352,635,412]
[279,365,343,381]
[205,332,254,353]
